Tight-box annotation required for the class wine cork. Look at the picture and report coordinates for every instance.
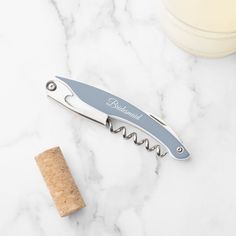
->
[35,147,85,217]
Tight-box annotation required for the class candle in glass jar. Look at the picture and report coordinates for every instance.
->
[160,0,236,57]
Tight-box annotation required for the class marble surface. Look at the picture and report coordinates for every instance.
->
[1,0,236,235]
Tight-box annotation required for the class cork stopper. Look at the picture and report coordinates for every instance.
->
[35,147,85,217]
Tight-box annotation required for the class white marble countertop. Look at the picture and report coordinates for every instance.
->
[1,0,236,235]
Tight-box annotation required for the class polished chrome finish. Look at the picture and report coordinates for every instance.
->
[46,79,108,125]
[46,81,57,91]
[177,146,184,153]
[106,118,167,158]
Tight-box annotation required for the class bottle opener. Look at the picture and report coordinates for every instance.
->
[46,76,190,161]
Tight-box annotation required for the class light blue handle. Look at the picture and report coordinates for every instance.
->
[57,76,190,160]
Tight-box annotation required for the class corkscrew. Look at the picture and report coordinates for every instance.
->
[46,76,190,161]
[106,119,167,158]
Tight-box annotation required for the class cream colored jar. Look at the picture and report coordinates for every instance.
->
[160,0,236,57]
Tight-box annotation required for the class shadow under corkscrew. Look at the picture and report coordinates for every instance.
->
[106,118,167,174]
